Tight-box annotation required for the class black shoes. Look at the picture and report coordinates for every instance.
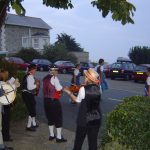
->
[26,126,36,131]
[33,124,39,128]
[49,136,55,141]
[56,137,67,143]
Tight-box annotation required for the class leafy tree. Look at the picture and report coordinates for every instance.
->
[43,43,77,63]
[128,46,150,65]
[0,0,136,28]
[13,48,42,62]
[56,33,83,52]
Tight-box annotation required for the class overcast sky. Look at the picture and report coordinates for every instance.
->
[10,0,150,63]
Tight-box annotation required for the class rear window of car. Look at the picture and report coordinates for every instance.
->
[135,66,147,71]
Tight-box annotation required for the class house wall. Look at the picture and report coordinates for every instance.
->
[4,25,49,53]
[70,51,89,63]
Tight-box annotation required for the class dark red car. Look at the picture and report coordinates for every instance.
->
[103,64,111,78]
[133,64,150,82]
[6,57,29,70]
[54,60,75,74]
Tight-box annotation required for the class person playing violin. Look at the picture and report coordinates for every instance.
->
[22,64,39,131]
[64,68,101,150]
[43,64,67,143]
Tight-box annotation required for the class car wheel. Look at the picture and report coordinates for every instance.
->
[62,69,67,74]
[40,67,44,71]
[134,79,138,82]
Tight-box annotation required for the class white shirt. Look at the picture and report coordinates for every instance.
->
[27,74,36,90]
[147,76,150,85]
[50,76,62,91]
[74,69,80,76]
[76,87,85,103]
[100,65,104,72]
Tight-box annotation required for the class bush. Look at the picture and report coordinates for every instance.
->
[11,93,27,121]
[0,59,18,77]
[101,96,150,150]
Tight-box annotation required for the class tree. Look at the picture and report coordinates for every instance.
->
[56,33,84,52]
[13,48,42,62]
[43,43,77,63]
[0,0,136,28]
[128,46,150,65]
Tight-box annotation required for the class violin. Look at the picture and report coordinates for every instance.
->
[35,79,40,96]
[67,84,84,93]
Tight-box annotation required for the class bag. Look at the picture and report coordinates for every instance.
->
[86,109,100,123]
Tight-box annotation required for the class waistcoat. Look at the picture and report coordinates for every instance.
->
[43,74,61,99]
[77,84,101,127]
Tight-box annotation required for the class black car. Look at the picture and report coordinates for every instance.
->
[31,59,52,71]
[110,61,136,80]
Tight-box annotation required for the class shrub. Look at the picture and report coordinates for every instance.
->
[101,96,150,150]
[11,93,27,121]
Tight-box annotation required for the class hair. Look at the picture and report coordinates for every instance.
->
[28,64,37,72]
[99,59,104,65]
[76,63,80,68]
[0,70,9,81]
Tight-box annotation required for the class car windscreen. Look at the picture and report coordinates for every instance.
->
[111,63,122,69]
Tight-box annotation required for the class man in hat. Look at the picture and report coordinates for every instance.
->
[22,64,39,131]
[43,64,67,143]
[64,68,101,150]
[0,70,19,150]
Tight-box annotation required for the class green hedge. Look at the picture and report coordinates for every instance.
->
[101,96,150,150]
[11,93,27,121]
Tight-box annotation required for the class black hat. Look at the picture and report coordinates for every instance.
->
[49,64,58,71]
[28,64,37,71]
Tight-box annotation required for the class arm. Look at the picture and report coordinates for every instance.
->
[64,87,85,103]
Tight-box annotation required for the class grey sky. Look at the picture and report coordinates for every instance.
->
[10,0,150,63]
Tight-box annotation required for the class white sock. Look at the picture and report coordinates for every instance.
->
[49,125,54,137]
[27,116,32,128]
[32,117,36,126]
[56,128,62,139]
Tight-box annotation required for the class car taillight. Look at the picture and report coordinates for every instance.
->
[121,70,124,73]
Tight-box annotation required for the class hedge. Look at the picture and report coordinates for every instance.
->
[101,96,150,150]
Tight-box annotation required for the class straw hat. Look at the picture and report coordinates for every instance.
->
[84,68,99,84]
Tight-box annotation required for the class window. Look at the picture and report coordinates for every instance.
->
[22,37,29,48]
[33,38,39,49]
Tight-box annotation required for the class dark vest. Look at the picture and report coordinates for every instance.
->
[77,84,101,127]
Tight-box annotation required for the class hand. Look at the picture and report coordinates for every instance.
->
[63,87,71,95]
[14,78,20,88]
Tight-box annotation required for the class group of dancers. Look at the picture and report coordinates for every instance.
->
[0,58,108,150]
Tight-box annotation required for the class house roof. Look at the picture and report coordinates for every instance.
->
[5,14,52,30]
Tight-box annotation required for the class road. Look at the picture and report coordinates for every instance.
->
[35,72,145,131]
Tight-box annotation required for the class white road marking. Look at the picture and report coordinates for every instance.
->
[109,88,143,94]
[108,98,123,102]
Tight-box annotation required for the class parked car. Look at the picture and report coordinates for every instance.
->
[30,59,52,71]
[54,60,75,74]
[80,62,94,75]
[133,64,150,82]
[110,61,136,80]
[5,57,29,70]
